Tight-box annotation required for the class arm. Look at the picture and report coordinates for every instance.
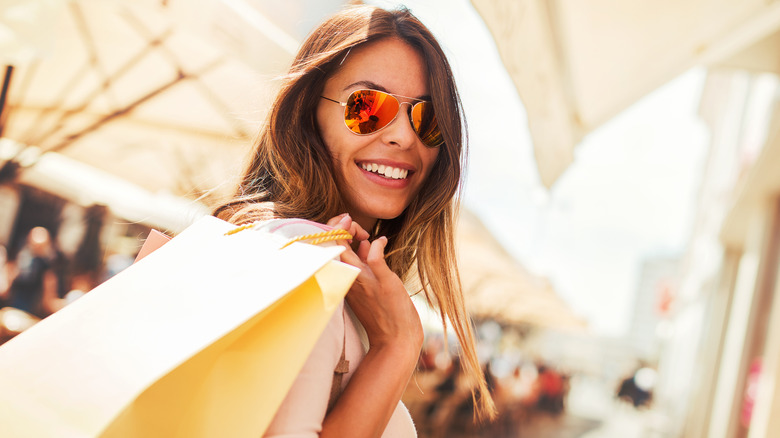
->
[322,335,420,437]
[320,215,424,438]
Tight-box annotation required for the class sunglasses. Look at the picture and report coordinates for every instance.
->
[321,89,444,147]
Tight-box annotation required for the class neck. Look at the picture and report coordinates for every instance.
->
[349,212,377,235]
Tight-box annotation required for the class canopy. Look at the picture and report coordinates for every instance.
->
[0,0,341,203]
[457,209,587,331]
[471,0,780,187]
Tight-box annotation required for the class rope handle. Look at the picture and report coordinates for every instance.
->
[280,229,353,248]
[224,222,259,236]
[225,221,353,248]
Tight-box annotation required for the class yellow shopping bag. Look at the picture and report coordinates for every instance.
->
[0,216,359,437]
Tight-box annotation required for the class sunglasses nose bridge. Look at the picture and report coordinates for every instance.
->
[398,100,420,113]
[396,101,416,121]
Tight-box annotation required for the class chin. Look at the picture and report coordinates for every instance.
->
[370,211,403,222]
[378,212,405,221]
[349,194,414,224]
[364,205,408,222]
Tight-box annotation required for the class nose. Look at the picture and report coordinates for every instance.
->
[380,102,418,150]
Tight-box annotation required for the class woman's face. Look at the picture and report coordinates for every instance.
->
[316,38,440,230]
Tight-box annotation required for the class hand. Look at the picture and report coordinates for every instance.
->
[326,213,370,247]
[326,214,423,353]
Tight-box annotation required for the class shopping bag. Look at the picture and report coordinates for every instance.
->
[0,215,359,438]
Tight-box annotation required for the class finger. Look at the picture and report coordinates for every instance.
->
[334,214,352,231]
[334,215,358,246]
[356,239,371,262]
[326,215,352,245]
[326,213,349,227]
[365,237,391,275]
[350,222,370,241]
[338,244,364,268]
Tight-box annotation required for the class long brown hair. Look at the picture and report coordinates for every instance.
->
[213,5,496,421]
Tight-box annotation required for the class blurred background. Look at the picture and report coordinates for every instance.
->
[1,0,779,437]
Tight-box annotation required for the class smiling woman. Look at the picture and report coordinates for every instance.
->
[214,4,495,437]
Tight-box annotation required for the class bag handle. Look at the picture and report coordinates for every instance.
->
[279,230,353,248]
[225,222,352,248]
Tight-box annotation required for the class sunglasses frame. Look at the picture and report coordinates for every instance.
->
[321,88,443,147]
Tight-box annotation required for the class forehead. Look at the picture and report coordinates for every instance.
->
[327,38,430,98]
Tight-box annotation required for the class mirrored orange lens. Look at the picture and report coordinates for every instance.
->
[411,102,443,147]
[344,90,399,134]
[343,89,443,147]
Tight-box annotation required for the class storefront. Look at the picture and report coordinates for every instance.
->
[713,122,780,438]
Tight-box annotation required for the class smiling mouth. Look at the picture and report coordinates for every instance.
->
[359,162,410,180]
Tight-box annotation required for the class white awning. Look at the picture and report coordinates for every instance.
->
[471,0,780,187]
[0,0,343,201]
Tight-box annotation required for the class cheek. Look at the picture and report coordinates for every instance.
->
[316,106,353,189]
[316,104,349,160]
[315,104,335,149]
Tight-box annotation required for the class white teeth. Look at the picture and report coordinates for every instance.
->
[360,162,410,180]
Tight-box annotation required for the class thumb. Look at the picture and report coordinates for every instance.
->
[365,236,392,277]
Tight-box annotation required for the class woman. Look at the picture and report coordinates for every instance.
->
[214,5,496,436]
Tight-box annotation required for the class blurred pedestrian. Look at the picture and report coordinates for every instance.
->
[5,227,62,318]
[536,364,566,414]
[617,366,655,408]
[0,244,9,305]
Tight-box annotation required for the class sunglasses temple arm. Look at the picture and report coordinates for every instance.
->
[321,96,347,106]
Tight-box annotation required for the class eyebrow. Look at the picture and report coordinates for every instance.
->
[343,80,431,101]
